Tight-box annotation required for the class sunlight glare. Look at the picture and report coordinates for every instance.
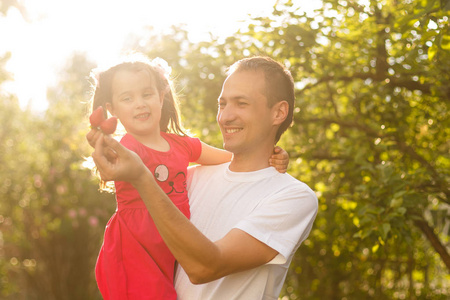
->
[1,0,316,112]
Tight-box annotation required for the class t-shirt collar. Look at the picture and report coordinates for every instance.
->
[224,163,279,182]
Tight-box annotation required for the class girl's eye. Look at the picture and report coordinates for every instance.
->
[238,102,248,106]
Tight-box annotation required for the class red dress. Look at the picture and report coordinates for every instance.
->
[95,132,201,300]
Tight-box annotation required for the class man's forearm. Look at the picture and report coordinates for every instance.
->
[92,134,225,282]
[132,170,223,283]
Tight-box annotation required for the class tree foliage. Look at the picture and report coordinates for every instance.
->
[0,53,115,299]
[242,0,449,298]
[0,0,448,299]
[129,0,449,298]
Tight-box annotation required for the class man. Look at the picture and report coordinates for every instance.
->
[91,56,318,299]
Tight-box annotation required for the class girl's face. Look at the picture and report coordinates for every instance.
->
[107,69,164,140]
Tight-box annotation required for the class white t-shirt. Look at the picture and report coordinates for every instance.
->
[174,163,318,300]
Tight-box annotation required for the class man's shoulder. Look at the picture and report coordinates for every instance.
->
[193,162,228,172]
[269,172,318,204]
[272,171,310,188]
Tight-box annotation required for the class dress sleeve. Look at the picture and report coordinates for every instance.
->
[119,134,148,161]
[180,136,202,162]
[234,186,318,264]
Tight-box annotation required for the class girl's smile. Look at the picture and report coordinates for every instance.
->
[135,112,151,120]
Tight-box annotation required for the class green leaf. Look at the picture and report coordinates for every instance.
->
[380,223,391,240]
[372,243,380,253]
[440,32,450,50]
[428,43,438,60]
[396,207,407,216]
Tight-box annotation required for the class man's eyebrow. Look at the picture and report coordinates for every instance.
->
[218,95,249,101]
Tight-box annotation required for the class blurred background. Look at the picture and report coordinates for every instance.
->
[0,0,449,299]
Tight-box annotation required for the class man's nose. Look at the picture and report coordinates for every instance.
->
[217,105,236,124]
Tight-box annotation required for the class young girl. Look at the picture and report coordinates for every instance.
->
[89,54,288,299]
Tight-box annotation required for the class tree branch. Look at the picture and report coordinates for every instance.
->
[395,139,450,200]
[303,117,381,138]
[299,74,433,95]
[414,219,450,272]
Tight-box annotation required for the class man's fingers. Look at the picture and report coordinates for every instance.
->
[86,128,101,148]
[92,135,109,171]
[89,131,118,163]
[103,134,129,156]
[91,134,146,183]
[94,133,105,152]
[105,147,118,161]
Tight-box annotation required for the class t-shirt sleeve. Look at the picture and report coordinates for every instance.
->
[186,165,199,192]
[234,185,318,265]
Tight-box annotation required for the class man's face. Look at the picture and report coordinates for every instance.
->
[217,70,277,156]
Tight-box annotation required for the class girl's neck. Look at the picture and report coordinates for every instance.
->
[130,131,170,152]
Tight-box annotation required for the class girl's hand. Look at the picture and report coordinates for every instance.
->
[269,146,289,173]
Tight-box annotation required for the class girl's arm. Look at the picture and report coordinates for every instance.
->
[195,142,232,165]
[195,142,290,173]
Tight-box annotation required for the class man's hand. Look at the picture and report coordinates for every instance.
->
[86,128,102,148]
[91,134,148,185]
[270,146,289,173]
[87,128,118,161]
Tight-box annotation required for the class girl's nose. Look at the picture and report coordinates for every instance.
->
[136,97,147,108]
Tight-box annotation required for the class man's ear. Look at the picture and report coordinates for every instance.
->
[272,101,289,125]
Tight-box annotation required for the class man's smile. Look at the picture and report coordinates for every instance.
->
[225,128,242,134]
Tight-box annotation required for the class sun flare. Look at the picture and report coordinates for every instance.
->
[1,0,316,111]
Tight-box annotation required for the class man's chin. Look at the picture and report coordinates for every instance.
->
[222,143,234,153]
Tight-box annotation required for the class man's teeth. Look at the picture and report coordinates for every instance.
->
[226,128,241,133]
